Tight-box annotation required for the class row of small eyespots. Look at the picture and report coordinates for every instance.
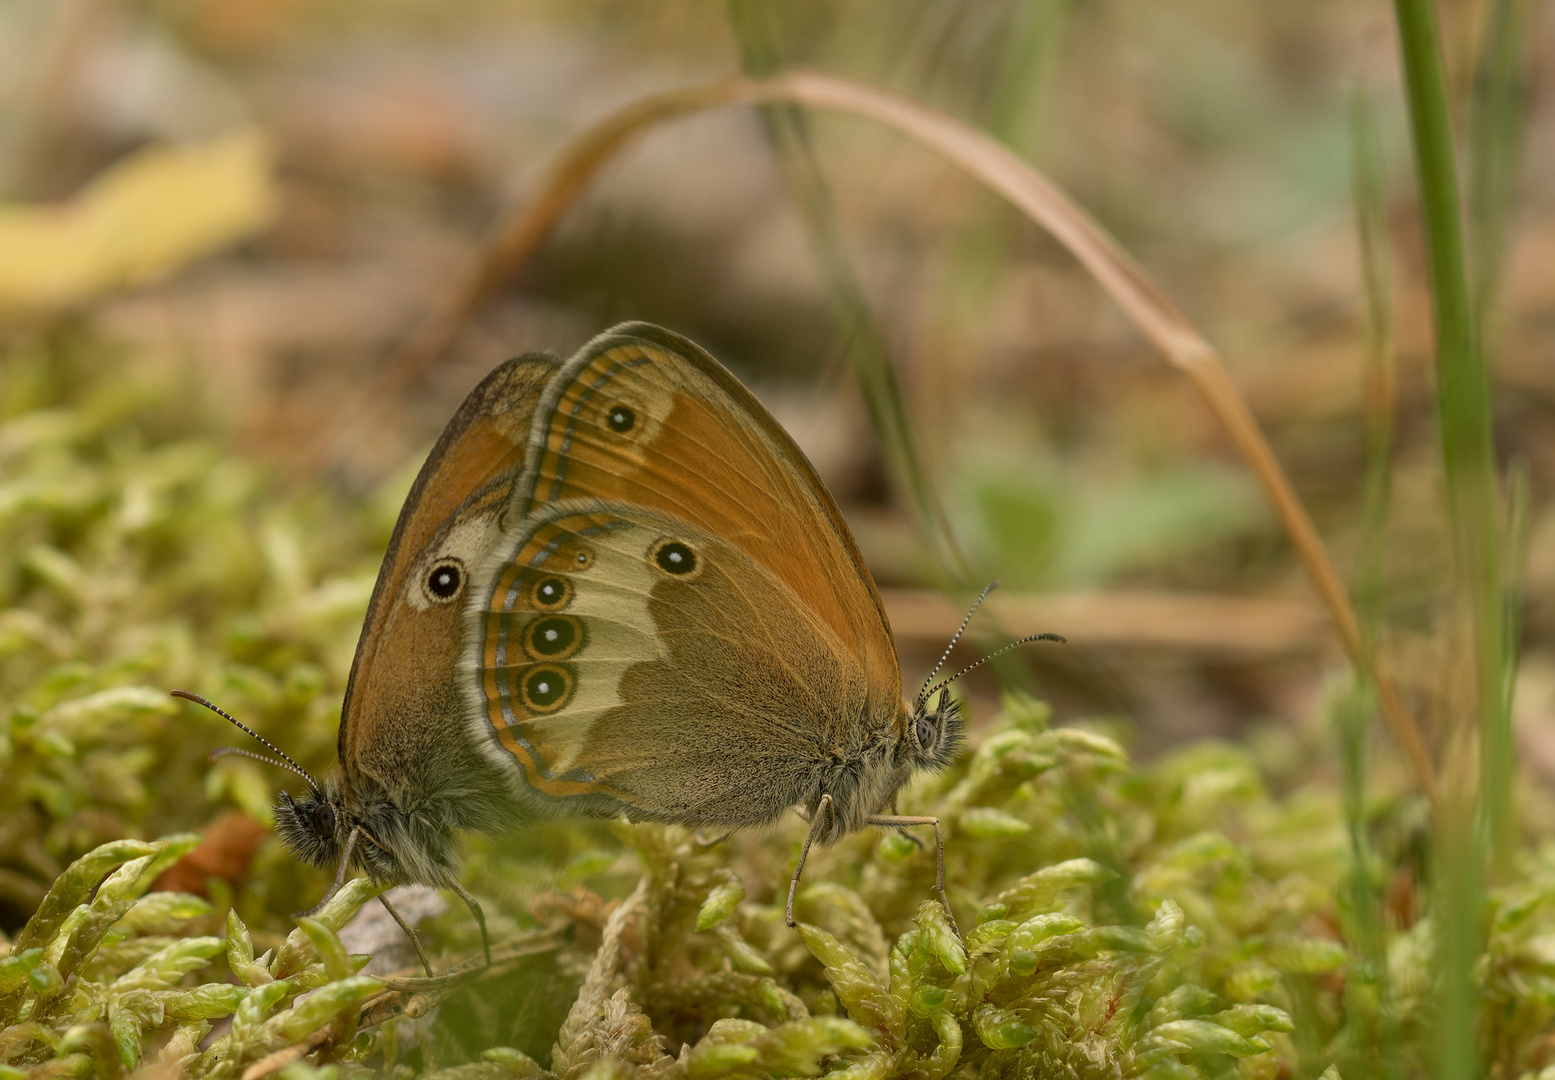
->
[485,525,698,712]
[498,582,707,731]
[499,532,697,620]
[497,538,587,713]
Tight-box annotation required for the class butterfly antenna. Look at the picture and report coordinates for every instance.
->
[209,745,320,786]
[917,581,1000,705]
[172,689,321,794]
[922,632,1067,702]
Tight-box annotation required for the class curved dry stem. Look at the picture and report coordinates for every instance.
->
[300,72,1437,804]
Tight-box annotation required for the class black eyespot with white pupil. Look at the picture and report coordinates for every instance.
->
[428,561,462,599]
[520,663,573,713]
[916,715,936,751]
[533,576,570,610]
[655,541,696,575]
[524,615,582,659]
[607,405,636,433]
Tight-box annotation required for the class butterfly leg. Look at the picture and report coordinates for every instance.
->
[378,892,435,977]
[880,796,923,849]
[785,794,833,928]
[693,827,735,849]
[446,876,492,968]
[293,826,360,919]
[866,814,959,937]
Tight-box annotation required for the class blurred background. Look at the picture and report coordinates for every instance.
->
[0,0,1552,926]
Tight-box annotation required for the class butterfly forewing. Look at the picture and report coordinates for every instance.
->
[512,325,901,698]
[339,355,557,790]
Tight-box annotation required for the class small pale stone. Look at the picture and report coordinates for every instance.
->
[338,885,447,975]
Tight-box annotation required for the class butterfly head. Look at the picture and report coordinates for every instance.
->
[173,689,462,888]
[904,686,965,773]
[272,770,472,887]
[274,778,347,872]
[907,579,1067,776]
[172,688,361,871]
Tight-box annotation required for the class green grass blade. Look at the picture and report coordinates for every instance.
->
[1468,0,1534,867]
[1392,2,1503,1078]
[1500,458,1529,758]
[985,0,1074,153]
[1393,0,1505,854]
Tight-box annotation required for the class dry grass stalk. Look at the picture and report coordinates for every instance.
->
[882,588,1329,656]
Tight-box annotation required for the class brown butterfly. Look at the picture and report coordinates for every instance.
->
[179,322,1060,977]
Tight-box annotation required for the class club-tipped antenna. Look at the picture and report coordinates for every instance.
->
[917,581,1001,705]
[172,689,320,794]
[921,632,1067,703]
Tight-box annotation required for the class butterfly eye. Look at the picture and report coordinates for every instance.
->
[653,540,697,577]
[312,800,336,837]
[426,560,464,601]
[606,404,636,433]
[915,715,936,752]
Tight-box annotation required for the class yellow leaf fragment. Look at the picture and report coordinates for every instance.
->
[0,129,274,313]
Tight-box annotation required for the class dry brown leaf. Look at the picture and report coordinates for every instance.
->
[151,809,269,896]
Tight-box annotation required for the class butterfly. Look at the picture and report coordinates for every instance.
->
[178,322,1060,979]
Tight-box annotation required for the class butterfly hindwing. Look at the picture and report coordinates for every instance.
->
[475,506,665,803]
[468,501,876,827]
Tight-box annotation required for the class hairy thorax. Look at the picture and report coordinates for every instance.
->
[797,700,915,843]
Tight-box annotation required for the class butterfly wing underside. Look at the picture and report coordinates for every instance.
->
[339,355,557,791]
[465,324,904,823]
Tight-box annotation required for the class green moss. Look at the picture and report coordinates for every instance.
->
[2,339,1554,1078]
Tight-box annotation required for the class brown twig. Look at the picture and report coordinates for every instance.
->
[240,1029,331,1080]
[298,71,1438,805]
